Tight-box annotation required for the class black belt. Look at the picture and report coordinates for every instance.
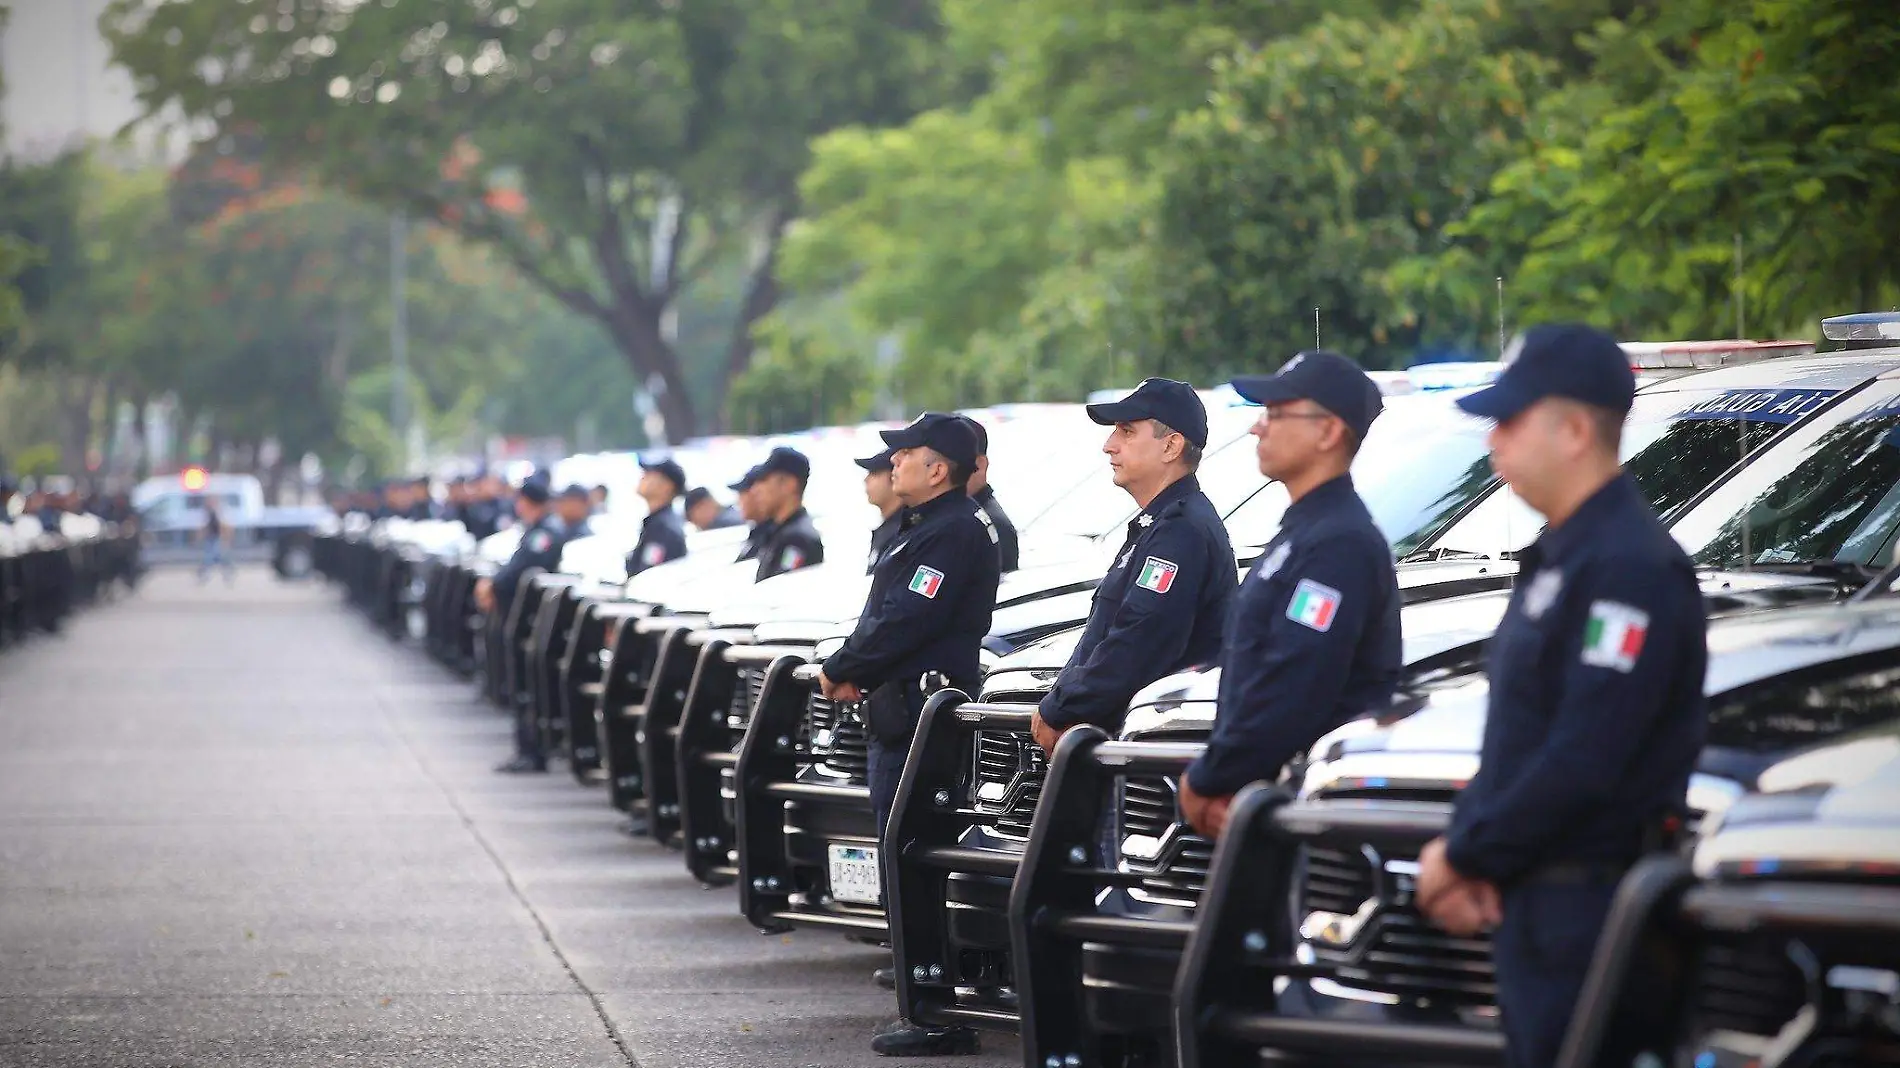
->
[1520,859,1633,887]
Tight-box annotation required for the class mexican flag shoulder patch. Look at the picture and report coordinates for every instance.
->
[1581,600,1649,673]
[1285,578,1341,632]
[1135,556,1178,593]
[909,566,944,599]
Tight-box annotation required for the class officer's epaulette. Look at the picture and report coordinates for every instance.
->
[974,505,999,545]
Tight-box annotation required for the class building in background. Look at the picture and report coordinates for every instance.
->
[0,0,184,163]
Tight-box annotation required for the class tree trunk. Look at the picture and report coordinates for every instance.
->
[601,300,698,444]
[716,206,793,433]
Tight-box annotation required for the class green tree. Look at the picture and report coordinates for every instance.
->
[1152,0,1553,375]
[105,0,953,437]
[1444,0,1899,338]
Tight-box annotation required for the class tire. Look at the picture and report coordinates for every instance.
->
[274,538,315,580]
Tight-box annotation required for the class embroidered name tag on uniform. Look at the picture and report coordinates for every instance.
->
[1254,541,1292,583]
[1135,557,1178,593]
[1522,569,1563,620]
[909,566,944,598]
[1286,579,1341,632]
[1581,601,1649,672]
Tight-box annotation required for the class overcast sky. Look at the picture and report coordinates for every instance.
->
[1,0,179,163]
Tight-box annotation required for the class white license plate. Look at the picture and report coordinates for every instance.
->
[827,844,882,906]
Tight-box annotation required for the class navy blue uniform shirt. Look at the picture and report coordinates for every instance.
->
[1188,474,1401,796]
[973,485,1020,573]
[755,508,824,581]
[627,505,688,577]
[867,511,903,575]
[736,519,777,563]
[491,513,570,613]
[1040,474,1235,732]
[823,490,1000,745]
[1446,474,1707,885]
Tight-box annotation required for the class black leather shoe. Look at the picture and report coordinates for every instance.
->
[873,966,896,990]
[494,755,548,773]
[871,1022,979,1057]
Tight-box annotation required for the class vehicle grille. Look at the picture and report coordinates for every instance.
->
[972,730,1044,839]
[1691,938,1808,1039]
[806,691,869,784]
[1303,846,1376,916]
[727,665,762,734]
[1120,776,1214,904]
[1300,846,1497,1010]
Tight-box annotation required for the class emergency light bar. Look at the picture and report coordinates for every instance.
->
[1618,339,1815,371]
[1822,312,1900,342]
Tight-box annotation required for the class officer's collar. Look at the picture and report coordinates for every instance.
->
[902,488,968,527]
[1537,472,1640,562]
[775,506,811,528]
[1129,474,1202,531]
[1283,472,1358,525]
[972,484,996,504]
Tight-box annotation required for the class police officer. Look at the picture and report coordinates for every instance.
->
[857,447,902,574]
[959,417,1019,573]
[627,458,690,577]
[817,413,999,1058]
[1180,352,1402,838]
[1031,379,1235,753]
[461,474,505,540]
[554,483,595,537]
[751,446,824,581]
[1416,324,1706,1068]
[477,478,572,774]
[684,487,743,532]
[730,468,775,562]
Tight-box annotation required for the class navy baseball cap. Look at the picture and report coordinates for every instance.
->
[855,447,896,473]
[683,486,717,510]
[1086,378,1209,448]
[1456,324,1635,421]
[756,446,811,483]
[1232,351,1384,441]
[517,478,552,504]
[882,412,981,469]
[957,415,990,456]
[728,465,763,492]
[558,483,592,501]
[641,456,688,493]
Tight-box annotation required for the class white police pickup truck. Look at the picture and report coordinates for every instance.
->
[132,469,331,577]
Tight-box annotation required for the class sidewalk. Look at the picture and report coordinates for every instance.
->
[0,568,1016,1067]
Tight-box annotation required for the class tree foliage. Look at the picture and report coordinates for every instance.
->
[103,0,952,437]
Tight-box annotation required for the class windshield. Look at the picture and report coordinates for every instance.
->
[1420,384,1842,558]
[1222,395,1494,552]
[1673,381,1900,568]
[1023,408,1259,538]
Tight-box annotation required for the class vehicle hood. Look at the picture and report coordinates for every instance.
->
[1693,721,1900,878]
[477,526,522,566]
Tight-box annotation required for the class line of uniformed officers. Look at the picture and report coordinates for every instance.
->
[818,325,1704,1064]
[476,326,1700,1064]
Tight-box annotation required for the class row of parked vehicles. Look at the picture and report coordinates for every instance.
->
[318,319,1900,1068]
[0,509,142,647]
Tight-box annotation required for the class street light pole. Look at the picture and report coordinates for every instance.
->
[389,211,410,473]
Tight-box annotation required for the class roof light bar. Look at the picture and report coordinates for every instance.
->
[1619,338,1815,371]
[1821,312,1900,342]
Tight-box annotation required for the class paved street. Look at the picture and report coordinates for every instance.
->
[0,569,1020,1068]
